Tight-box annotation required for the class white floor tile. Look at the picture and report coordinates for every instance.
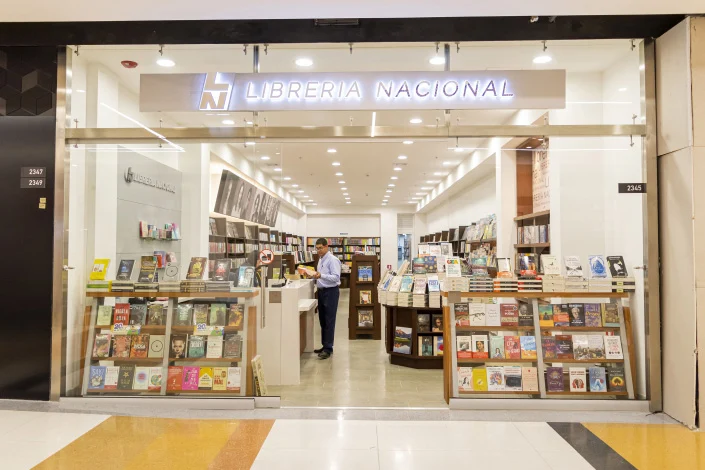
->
[252,448,379,470]
[0,411,41,435]
[3,411,108,445]
[261,419,378,450]
[539,451,596,470]
[513,421,579,453]
[378,450,473,469]
[0,439,69,470]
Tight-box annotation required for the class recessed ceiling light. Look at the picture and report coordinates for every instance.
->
[311,203,318,206]
[343,193,349,196]
[283,177,291,181]
[416,192,425,195]
[408,201,416,204]
[426,180,437,184]
[398,155,408,160]
[409,118,422,124]
[382,203,387,206]
[383,195,390,199]
[76,89,86,93]
[618,87,627,92]
[454,147,464,153]
[246,120,253,125]
[386,190,392,193]
[297,190,304,193]
[260,156,270,160]
[295,57,313,67]
[327,148,337,153]
[338,180,346,184]
[302,195,309,198]
[332,162,341,166]
[346,201,351,204]
[222,119,235,125]
[403,140,414,145]
[156,58,175,67]
[412,197,422,200]
[292,184,299,188]
[421,186,432,190]
[335,172,343,176]
[442,161,453,166]
[393,167,402,171]
[345,197,351,200]
[391,176,398,180]
[245,141,256,146]
[533,55,552,64]
[433,172,444,176]
[639,64,646,71]
[341,187,347,190]
[388,184,395,187]
[274,167,282,172]
[429,56,446,65]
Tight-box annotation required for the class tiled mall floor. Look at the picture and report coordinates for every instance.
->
[268,289,447,407]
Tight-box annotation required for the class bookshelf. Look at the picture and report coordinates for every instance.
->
[349,254,381,340]
[384,305,443,369]
[514,210,550,274]
[307,236,381,268]
[418,215,496,265]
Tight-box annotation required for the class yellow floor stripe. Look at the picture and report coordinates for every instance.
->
[208,419,275,469]
[584,423,705,470]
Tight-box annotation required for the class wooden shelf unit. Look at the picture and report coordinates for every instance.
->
[384,305,444,369]
[349,254,381,340]
[514,210,550,274]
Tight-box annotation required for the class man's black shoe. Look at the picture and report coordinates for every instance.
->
[314,348,324,354]
[318,351,331,360]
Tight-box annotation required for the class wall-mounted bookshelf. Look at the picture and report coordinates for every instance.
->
[307,236,381,268]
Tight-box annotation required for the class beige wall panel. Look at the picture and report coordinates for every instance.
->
[691,18,705,148]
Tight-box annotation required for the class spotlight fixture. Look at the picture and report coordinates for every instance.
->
[345,197,351,200]
[533,55,552,64]
[222,119,235,125]
[454,147,464,153]
[442,161,453,166]
[429,56,446,65]
[156,58,175,67]
[343,193,349,196]
[295,57,313,67]
[297,190,304,193]
[398,155,408,160]
[332,162,341,166]
[409,118,422,124]
[302,195,309,198]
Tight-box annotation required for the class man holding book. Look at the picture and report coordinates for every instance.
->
[309,238,342,360]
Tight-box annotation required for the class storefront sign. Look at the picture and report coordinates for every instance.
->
[140,70,565,112]
[124,166,177,194]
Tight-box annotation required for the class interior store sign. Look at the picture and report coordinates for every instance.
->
[140,70,565,112]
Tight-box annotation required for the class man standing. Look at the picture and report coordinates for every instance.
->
[311,238,341,360]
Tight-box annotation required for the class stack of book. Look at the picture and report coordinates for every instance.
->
[412,293,427,308]
[181,280,207,293]
[206,280,232,292]
[111,281,135,293]
[468,277,493,292]
[565,278,589,292]
[518,277,542,292]
[542,276,565,292]
[493,278,518,292]
[446,277,469,292]
[397,291,413,307]
[612,277,636,293]
[158,281,181,292]
[589,278,612,293]
[86,281,110,293]
[134,282,159,292]
[412,276,428,308]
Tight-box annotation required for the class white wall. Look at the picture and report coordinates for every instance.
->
[306,214,381,238]
[424,174,497,234]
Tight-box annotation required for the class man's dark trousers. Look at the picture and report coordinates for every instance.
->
[318,286,340,354]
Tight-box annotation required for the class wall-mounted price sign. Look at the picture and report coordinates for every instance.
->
[21,167,46,189]
[21,167,46,177]
[618,183,647,193]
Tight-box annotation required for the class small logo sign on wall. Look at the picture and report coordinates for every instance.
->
[618,183,647,193]
[124,167,177,194]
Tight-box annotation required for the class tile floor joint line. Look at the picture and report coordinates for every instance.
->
[548,422,637,470]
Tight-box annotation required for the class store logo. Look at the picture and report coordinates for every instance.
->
[124,167,176,194]
[199,72,233,111]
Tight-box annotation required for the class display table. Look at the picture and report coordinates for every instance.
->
[299,299,318,355]
[384,304,444,370]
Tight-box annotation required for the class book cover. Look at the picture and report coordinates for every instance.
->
[188,335,206,358]
[399,275,414,293]
[604,336,624,359]
[113,303,130,326]
[96,306,113,326]
[487,366,505,391]
[431,314,443,332]
[569,367,587,392]
[358,310,374,328]
[589,367,608,392]
[518,302,534,327]
[500,304,519,326]
[169,334,188,359]
[419,336,433,356]
[469,303,486,326]
[607,256,628,278]
[546,366,564,392]
[89,366,106,389]
[485,304,501,326]
[412,276,427,295]
[357,265,373,282]
[206,337,224,359]
[388,276,403,292]
[522,367,539,392]
[129,334,150,358]
[182,366,199,391]
[147,304,165,326]
[237,266,255,287]
[517,253,538,275]
[538,305,554,327]
[223,334,243,358]
[556,335,574,359]
[568,304,585,327]
[133,367,150,390]
[584,304,603,327]
[227,367,242,391]
[552,304,570,327]
[472,368,488,391]
[504,365,523,391]
[454,303,470,327]
[588,255,608,279]
[456,336,473,359]
[607,365,627,392]
[393,327,412,354]
[417,313,431,333]
[572,335,590,360]
[209,303,227,326]
[588,335,606,359]
[490,336,505,359]
[520,336,537,359]
[115,259,135,281]
[458,367,473,392]
[193,304,209,325]
[93,333,112,358]
[602,303,620,327]
[104,366,119,390]
[213,367,228,391]
[427,275,440,292]
[359,290,373,305]
[213,259,231,281]
[434,336,444,356]
[540,254,561,276]
[129,304,147,326]
[174,304,193,326]
[542,337,557,359]
[111,335,132,358]
[504,336,521,359]
[186,257,208,280]
[166,366,183,391]
[117,365,135,390]
[148,367,163,391]
[137,255,158,282]
[564,255,584,278]
[227,304,245,329]
[445,257,462,277]
[198,367,214,390]
[89,258,110,281]
[471,334,489,358]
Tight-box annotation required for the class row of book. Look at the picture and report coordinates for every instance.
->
[546,365,625,393]
[457,335,536,360]
[92,332,243,360]
[88,365,241,392]
[209,242,226,253]
[458,366,538,392]
[453,302,621,328]
[517,224,550,244]
[542,334,623,361]
[139,222,180,241]
[393,327,444,356]
[95,303,244,328]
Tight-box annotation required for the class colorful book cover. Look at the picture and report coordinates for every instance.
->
[193,304,209,325]
[606,256,628,278]
[538,304,554,327]
[206,337,224,359]
[89,258,110,281]
[419,336,433,356]
[607,366,627,392]
[456,336,473,359]
[540,254,561,276]
[213,259,231,281]
[564,256,584,278]
[487,366,505,391]
[115,259,135,281]
[393,327,412,354]
[89,366,106,390]
[359,290,373,305]
[572,335,590,360]
[434,336,444,356]
[584,304,603,327]
[555,335,574,359]
[490,336,505,359]
[357,265,373,282]
[182,366,200,391]
[454,303,470,327]
[520,336,537,359]
[223,334,242,359]
[174,304,193,326]
[504,365,523,391]
[147,304,165,325]
[604,336,624,359]
[358,310,373,327]
[117,365,135,390]
[417,313,431,333]
[568,304,585,327]
[546,366,564,392]
[602,303,620,327]
[504,336,521,359]
[104,366,119,390]
[226,367,242,391]
[213,367,228,391]
[589,367,608,392]
[458,367,473,392]
[588,335,606,359]
[485,304,501,326]
[432,314,443,332]
[113,303,130,325]
[552,304,570,327]
[237,266,255,287]
[133,367,150,390]
[518,302,534,327]
[588,255,608,279]
[93,333,112,358]
[186,257,208,280]
[522,367,539,392]
[412,276,428,295]
[129,334,150,358]
[129,304,147,325]
[137,255,158,282]
[542,337,557,359]
[148,367,163,391]
[148,335,165,358]
[169,334,188,359]
[569,367,587,392]
[188,335,206,358]
[167,366,183,391]
[472,368,488,391]
[227,304,245,329]
[469,303,486,326]
[198,367,214,390]
[399,275,414,293]
[471,334,489,359]
[209,303,227,326]
[500,304,519,326]
[96,306,113,326]
[111,335,132,358]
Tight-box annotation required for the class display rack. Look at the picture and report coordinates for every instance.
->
[443,291,636,404]
[81,291,259,398]
[349,254,381,340]
[514,210,551,273]
[384,305,443,369]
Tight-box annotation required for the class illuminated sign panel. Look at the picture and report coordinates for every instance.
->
[140,70,565,112]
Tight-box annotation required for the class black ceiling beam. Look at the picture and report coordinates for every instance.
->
[0,15,687,46]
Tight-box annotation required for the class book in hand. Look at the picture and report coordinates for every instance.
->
[606,256,628,278]
[504,336,521,359]
[538,304,554,327]
[504,366,522,391]
[607,365,627,392]
[546,366,564,392]
[93,333,111,358]
[490,336,505,359]
[564,256,584,278]
[458,367,473,392]
[137,255,158,282]
[588,255,608,279]
[487,366,505,391]
[174,304,193,326]
[89,258,110,281]
[89,366,106,389]
[568,304,585,327]
[520,336,537,359]
[457,336,473,359]
[117,365,136,390]
[584,304,602,327]
[569,367,587,392]
[227,304,245,329]
[115,259,135,281]
[454,303,470,327]
[186,257,208,280]
[604,336,624,359]
[589,366,607,392]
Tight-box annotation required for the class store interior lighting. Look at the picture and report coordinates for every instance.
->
[295,57,313,67]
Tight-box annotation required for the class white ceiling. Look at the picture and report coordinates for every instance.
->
[74,40,637,209]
